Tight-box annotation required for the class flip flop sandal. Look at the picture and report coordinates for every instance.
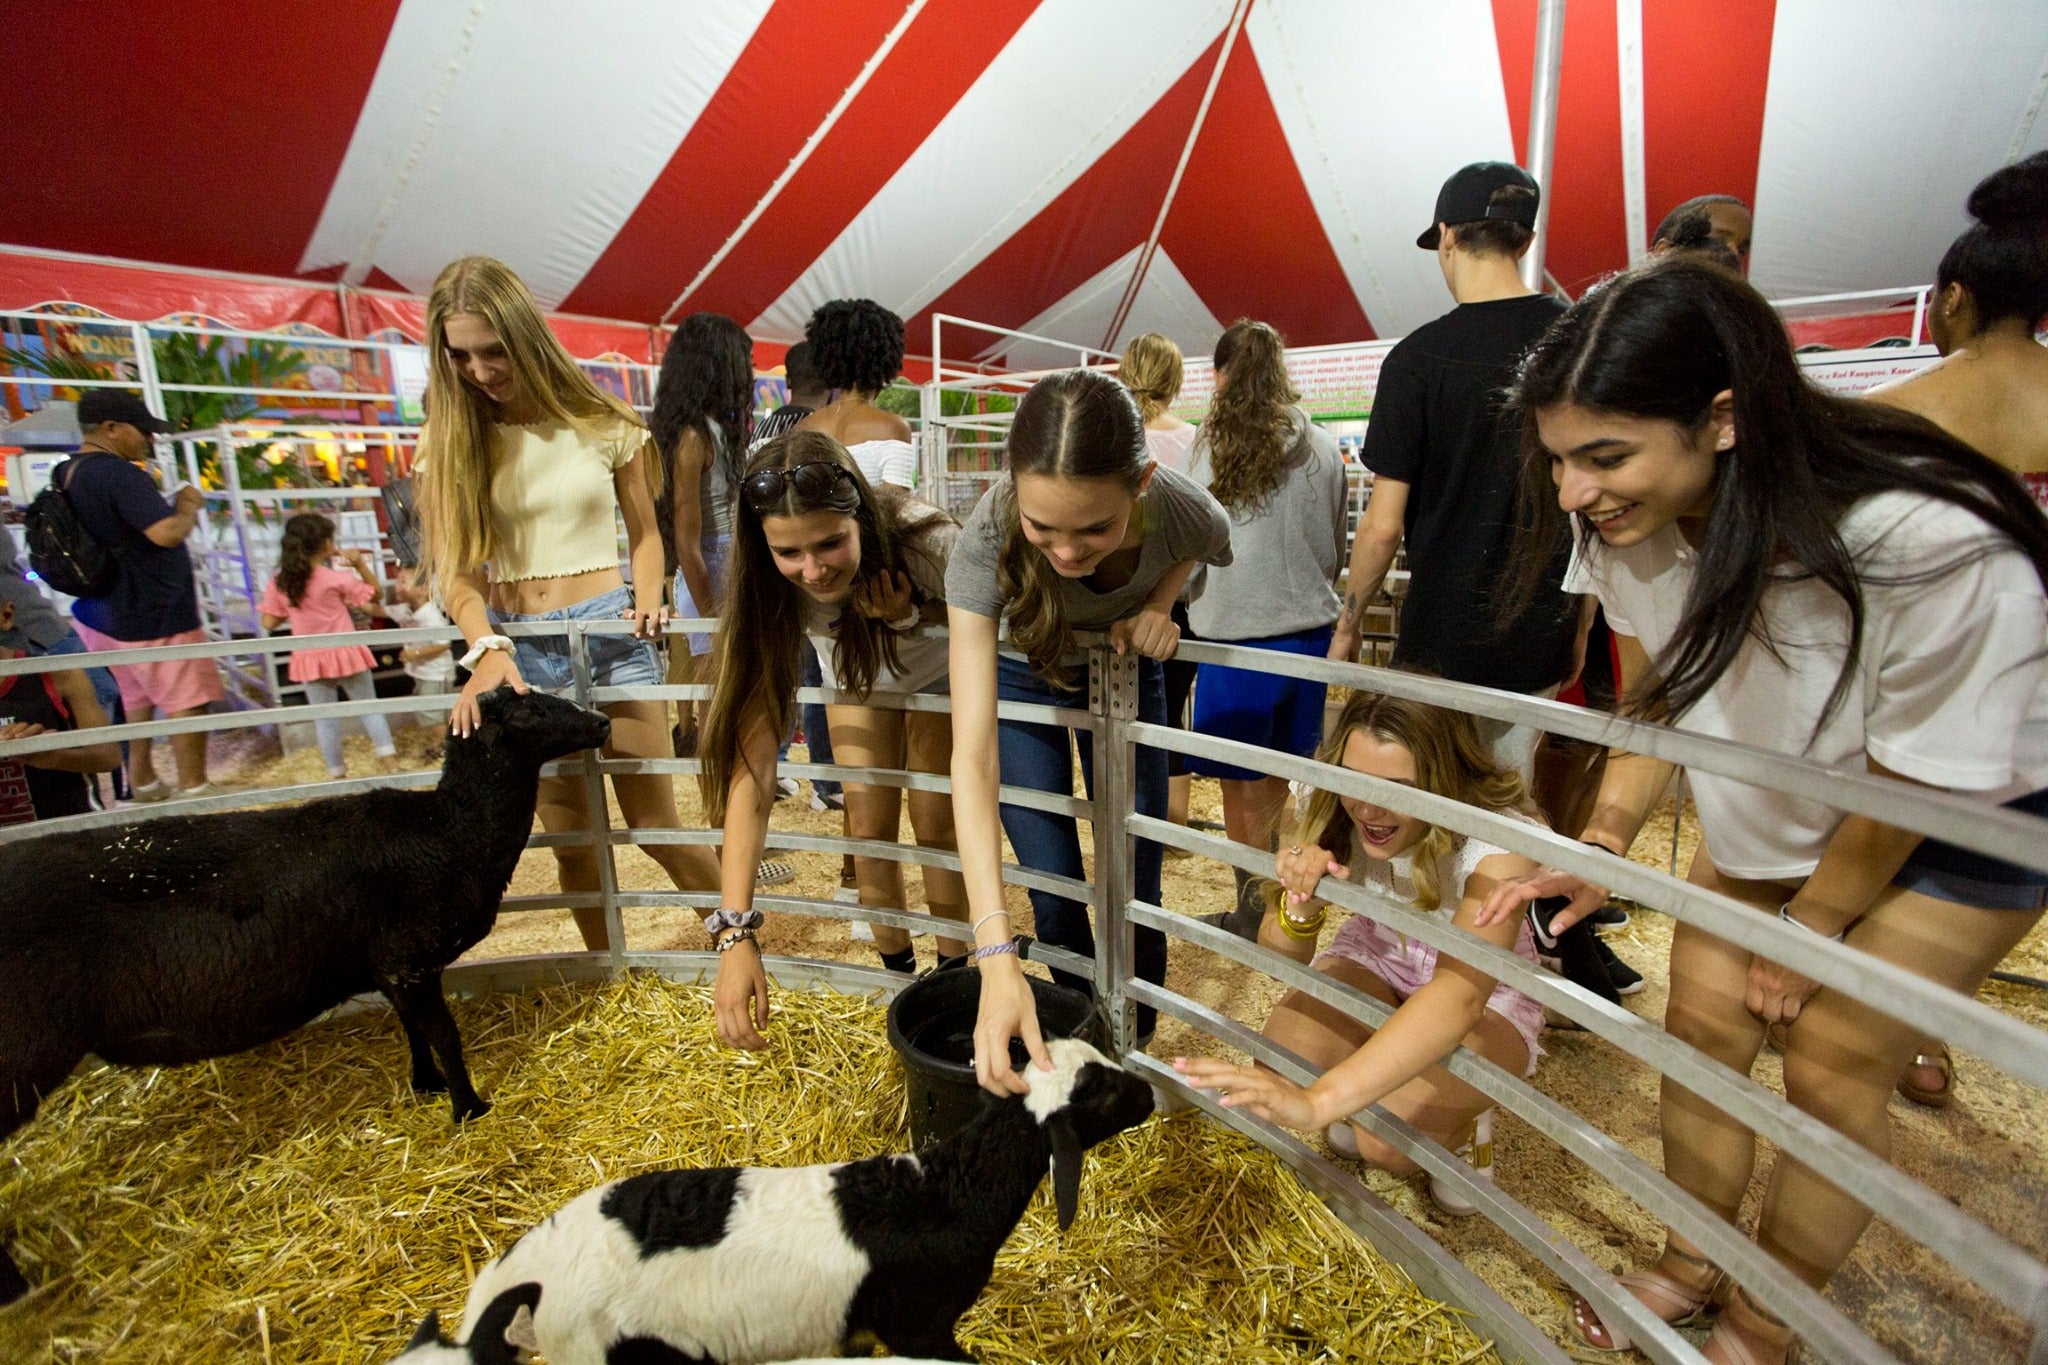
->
[1897,1043,1954,1109]
[1571,1251,1724,1353]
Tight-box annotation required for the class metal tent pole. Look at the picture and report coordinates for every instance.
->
[1521,0,1568,292]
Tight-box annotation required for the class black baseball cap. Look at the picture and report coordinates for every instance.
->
[75,388,171,435]
[1417,161,1541,249]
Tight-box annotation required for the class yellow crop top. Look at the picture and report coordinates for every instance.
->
[487,419,645,583]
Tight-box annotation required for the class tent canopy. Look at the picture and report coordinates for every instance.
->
[5,1,2044,364]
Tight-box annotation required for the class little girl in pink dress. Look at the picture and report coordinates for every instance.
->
[259,513,401,780]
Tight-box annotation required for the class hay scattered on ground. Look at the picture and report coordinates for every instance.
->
[0,975,1501,1365]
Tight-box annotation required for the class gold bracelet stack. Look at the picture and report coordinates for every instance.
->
[1278,908,1326,941]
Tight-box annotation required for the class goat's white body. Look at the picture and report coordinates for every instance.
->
[458,1165,871,1365]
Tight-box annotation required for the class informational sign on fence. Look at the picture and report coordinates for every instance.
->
[1169,342,1394,422]
[1795,344,1940,395]
[390,344,431,424]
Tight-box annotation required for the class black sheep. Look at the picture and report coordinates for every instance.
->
[391,1039,1158,1364]
[0,688,611,1306]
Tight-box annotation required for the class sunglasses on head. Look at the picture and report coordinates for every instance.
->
[742,460,858,512]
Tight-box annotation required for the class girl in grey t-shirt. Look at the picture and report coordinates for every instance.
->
[945,368,1232,1097]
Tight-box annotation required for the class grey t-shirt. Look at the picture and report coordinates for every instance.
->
[946,463,1233,628]
[1185,408,1347,639]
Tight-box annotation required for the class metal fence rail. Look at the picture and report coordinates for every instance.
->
[4,624,2044,1363]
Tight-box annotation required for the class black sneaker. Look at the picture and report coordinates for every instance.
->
[1589,901,1631,929]
[1594,937,1645,995]
[1196,907,1262,943]
[1528,899,1622,1005]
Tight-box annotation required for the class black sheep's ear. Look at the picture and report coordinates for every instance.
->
[405,1310,443,1350]
[1048,1112,1083,1232]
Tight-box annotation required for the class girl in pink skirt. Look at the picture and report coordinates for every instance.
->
[259,513,400,780]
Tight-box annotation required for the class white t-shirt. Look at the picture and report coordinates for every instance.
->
[1144,423,1198,474]
[847,438,916,490]
[1566,490,2048,879]
[388,600,457,684]
[804,499,956,695]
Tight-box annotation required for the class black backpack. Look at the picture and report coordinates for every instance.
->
[24,455,119,598]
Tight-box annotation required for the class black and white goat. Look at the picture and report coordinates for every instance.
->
[0,688,611,1306]
[390,1038,1156,1365]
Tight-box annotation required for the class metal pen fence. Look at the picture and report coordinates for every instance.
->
[4,622,2044,1364]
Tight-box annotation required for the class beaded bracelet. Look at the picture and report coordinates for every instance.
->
[716,927,759,954]
[1277,908,1326,942]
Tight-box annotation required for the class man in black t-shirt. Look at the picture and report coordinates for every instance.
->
[61,388,223,798]
[1329,161,1581,738]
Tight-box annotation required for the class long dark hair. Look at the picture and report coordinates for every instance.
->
[651,312,755,574]
[997,368,1149,687]
[1202,319,1300,514]
[276,512,335,608]
[1936,152,2048,332]
[697,431,951,822]
[1511,257,2048,731]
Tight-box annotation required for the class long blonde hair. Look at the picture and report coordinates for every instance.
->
[1203,318,1299,514]
[414,256,642,599]
[996,369,1149,688]
[1276,689,1534,914]
[1119,332,1183,423]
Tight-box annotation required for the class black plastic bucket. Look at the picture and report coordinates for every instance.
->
[885,964,1109,1150]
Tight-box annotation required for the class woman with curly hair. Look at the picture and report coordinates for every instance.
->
[694,432,970,1047]
[797,298,916,490]
[1184,320,1348,937]
[416,257,718,952]
[650,311,755,751]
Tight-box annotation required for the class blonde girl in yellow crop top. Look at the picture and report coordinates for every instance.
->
[415,256,719,951]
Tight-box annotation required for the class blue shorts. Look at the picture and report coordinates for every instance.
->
[493,584,664,695]
[1187,624,1334,782]
[1892,787,2048,911]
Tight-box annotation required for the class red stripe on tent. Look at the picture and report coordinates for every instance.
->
[1159,41,1375,345]
[902,40,1220,358]
[660,0,1042,328]
[561,0,907,322]
[1491,0,1629,294]
[0,3,400,280]
[1641,0,1775,246]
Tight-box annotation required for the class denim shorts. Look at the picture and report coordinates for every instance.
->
[1891,786,2048,911]
[493,584,664,695]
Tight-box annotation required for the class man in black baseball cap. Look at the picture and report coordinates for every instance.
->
[1414,160,1541,250]
[75,387,172,440]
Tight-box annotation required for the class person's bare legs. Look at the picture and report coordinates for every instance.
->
[605,698,721,944]
[126,698,161,788]
[903,709,969,957]
[1573,841,1781,1349]
[828,702,915,957]
[1221,775,1290,849]
[534,770,608,950]
[1262,956,1526,1173]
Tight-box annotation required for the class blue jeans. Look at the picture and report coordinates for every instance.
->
[492,584,664,694]
[796,647,840,800]
[995,653,1168,1036]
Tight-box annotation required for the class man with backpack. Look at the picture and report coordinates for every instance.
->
[57,388,220,799]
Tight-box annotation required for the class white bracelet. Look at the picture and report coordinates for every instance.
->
[457,634,513,670]
[885,609,921,632]
[1779,903,1846,943]
[970,909,1010,939]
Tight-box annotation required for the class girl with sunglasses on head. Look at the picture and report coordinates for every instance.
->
[947,368,1232,1097]
[1481,258,2048,1363]
[697,433,970,1049]
[417,256,719,953]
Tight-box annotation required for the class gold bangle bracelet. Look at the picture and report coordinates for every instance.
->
[1278,909,1326,941]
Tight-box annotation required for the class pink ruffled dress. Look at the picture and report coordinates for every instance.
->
[260,564,379,682]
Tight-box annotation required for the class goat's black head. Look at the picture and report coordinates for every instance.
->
[1022,1039,1154,1230]
[460,690,611,766]
[387,1282,541,1364]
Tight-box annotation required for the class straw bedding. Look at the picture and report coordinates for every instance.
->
[0,974,1502,1365]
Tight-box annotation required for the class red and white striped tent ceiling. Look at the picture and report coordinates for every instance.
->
[6,1,2045,365]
